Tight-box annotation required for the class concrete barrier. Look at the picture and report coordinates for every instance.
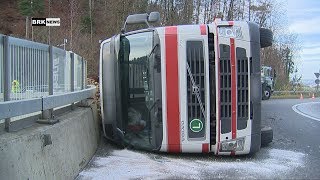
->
[0,103,100,180]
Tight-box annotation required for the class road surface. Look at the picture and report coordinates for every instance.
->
[77,98,320,179]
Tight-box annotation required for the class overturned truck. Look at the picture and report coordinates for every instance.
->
[100,12,273,155]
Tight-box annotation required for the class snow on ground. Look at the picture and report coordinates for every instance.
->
[77,148,305,179]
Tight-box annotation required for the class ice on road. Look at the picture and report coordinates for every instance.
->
[78,147,305,179]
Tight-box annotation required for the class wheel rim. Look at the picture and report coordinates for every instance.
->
[264,90,270,97]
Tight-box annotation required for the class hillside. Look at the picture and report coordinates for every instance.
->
[0,0,25,36]
[0,0,299,88]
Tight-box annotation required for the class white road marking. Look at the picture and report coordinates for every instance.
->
[292,102,320,122]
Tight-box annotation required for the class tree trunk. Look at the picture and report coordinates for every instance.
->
[227,0,235,20]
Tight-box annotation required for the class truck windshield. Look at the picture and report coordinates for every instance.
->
[119,31,162,150]
[261,67,271,77]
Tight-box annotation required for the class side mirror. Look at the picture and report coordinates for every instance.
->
[148,12,160,23]
[126,13,149,25]
[122,12,161,33]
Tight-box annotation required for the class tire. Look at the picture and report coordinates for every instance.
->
[260,28,273,48]
[262,86,271,100]
[261,126,273,147]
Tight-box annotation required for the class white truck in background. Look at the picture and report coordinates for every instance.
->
[261,65,276,100]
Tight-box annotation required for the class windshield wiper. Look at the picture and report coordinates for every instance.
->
[148,44,159,59]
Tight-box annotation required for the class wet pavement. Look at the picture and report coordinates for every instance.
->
[77,98,320,179]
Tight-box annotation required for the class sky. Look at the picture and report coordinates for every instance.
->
[286,0,320,80]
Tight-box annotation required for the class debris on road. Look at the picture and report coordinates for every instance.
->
[77,148,305,179]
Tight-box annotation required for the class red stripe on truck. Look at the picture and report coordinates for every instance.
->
[165,26,181,153]
[202,143,209,153]
[200,24,207,35]
[230,38,237,140]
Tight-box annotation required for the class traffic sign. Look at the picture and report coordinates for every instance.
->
[189,119,203,133]
[316,79,320,85]
[315,73,320,79]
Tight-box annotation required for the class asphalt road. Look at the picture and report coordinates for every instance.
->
[77,98,320,179]
[261,98,320,179]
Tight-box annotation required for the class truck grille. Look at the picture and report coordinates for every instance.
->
[236,48,249,130]
[209,33,216,145]
[219,45,249,134]
[186,41,206,138]
[219,44,232,134]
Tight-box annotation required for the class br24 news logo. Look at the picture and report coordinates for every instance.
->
[32,18,60,26]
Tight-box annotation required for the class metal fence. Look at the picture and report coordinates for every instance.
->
[0,34,4,102]
[0,34,95,132]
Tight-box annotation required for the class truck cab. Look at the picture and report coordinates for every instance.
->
[100,12,273,155]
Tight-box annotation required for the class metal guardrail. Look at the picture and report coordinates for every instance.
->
[0,34,94,132]
[0,87,95,120]
[273,91,313,93]
[272,91,318,96]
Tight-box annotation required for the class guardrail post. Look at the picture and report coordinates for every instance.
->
[38,45,58,124]
[81,57,84,90]
[84,60,87,88]
[3,36,11,132]
[42,45,53,119]
[70,52,75,110]
[79,58,91,107]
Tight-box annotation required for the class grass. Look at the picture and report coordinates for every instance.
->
[271,95,304,99]
[271,92,320,99]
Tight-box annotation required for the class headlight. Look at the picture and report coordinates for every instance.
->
[220,137,245,152]
[218,26,243,39]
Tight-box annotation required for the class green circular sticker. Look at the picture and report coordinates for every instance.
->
[189,119,203,133]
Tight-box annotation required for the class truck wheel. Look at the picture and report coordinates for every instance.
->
[260,28,273,48]
[262,86,271,100]
[261,126,273,147]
